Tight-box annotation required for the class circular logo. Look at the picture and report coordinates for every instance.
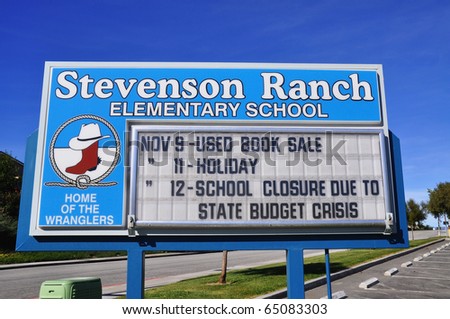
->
[45,115,120,189]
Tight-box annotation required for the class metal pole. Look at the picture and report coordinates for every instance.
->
[325,249,332,299]
[286,249,305,299]
[126,248,145,299]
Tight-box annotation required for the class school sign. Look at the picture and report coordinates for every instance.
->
[20,62,405,238]
[17,62,409,298]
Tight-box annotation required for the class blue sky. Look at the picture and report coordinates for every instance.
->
[1,0,449,226]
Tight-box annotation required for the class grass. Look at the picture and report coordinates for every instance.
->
[144,263,289,299]
[143,237,441,299]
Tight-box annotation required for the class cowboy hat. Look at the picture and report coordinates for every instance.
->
[69,123,110,150]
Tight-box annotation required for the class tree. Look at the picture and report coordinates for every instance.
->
[0,152,23,250]
[406,199,427,228]
[406,199,427,240]
[428,182,450,234]
[218,250,228,284]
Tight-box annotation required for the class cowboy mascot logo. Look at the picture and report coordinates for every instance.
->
[46,115,120,190]
[66,123,109,174]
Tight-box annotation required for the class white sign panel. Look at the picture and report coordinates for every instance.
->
[129,127,392,235]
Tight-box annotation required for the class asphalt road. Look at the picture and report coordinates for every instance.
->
[2,249,347,299]
[305,238,450,299]
[0,230,444,299]
[1,250,290,299]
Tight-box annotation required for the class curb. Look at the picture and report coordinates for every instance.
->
[383,267,398,276]
[259,238,445,299]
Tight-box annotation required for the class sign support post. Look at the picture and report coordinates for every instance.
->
[325,249,332,299]
[126,249,145,299]
[286,249,305,299]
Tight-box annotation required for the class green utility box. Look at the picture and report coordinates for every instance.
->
[39,277,102,299]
